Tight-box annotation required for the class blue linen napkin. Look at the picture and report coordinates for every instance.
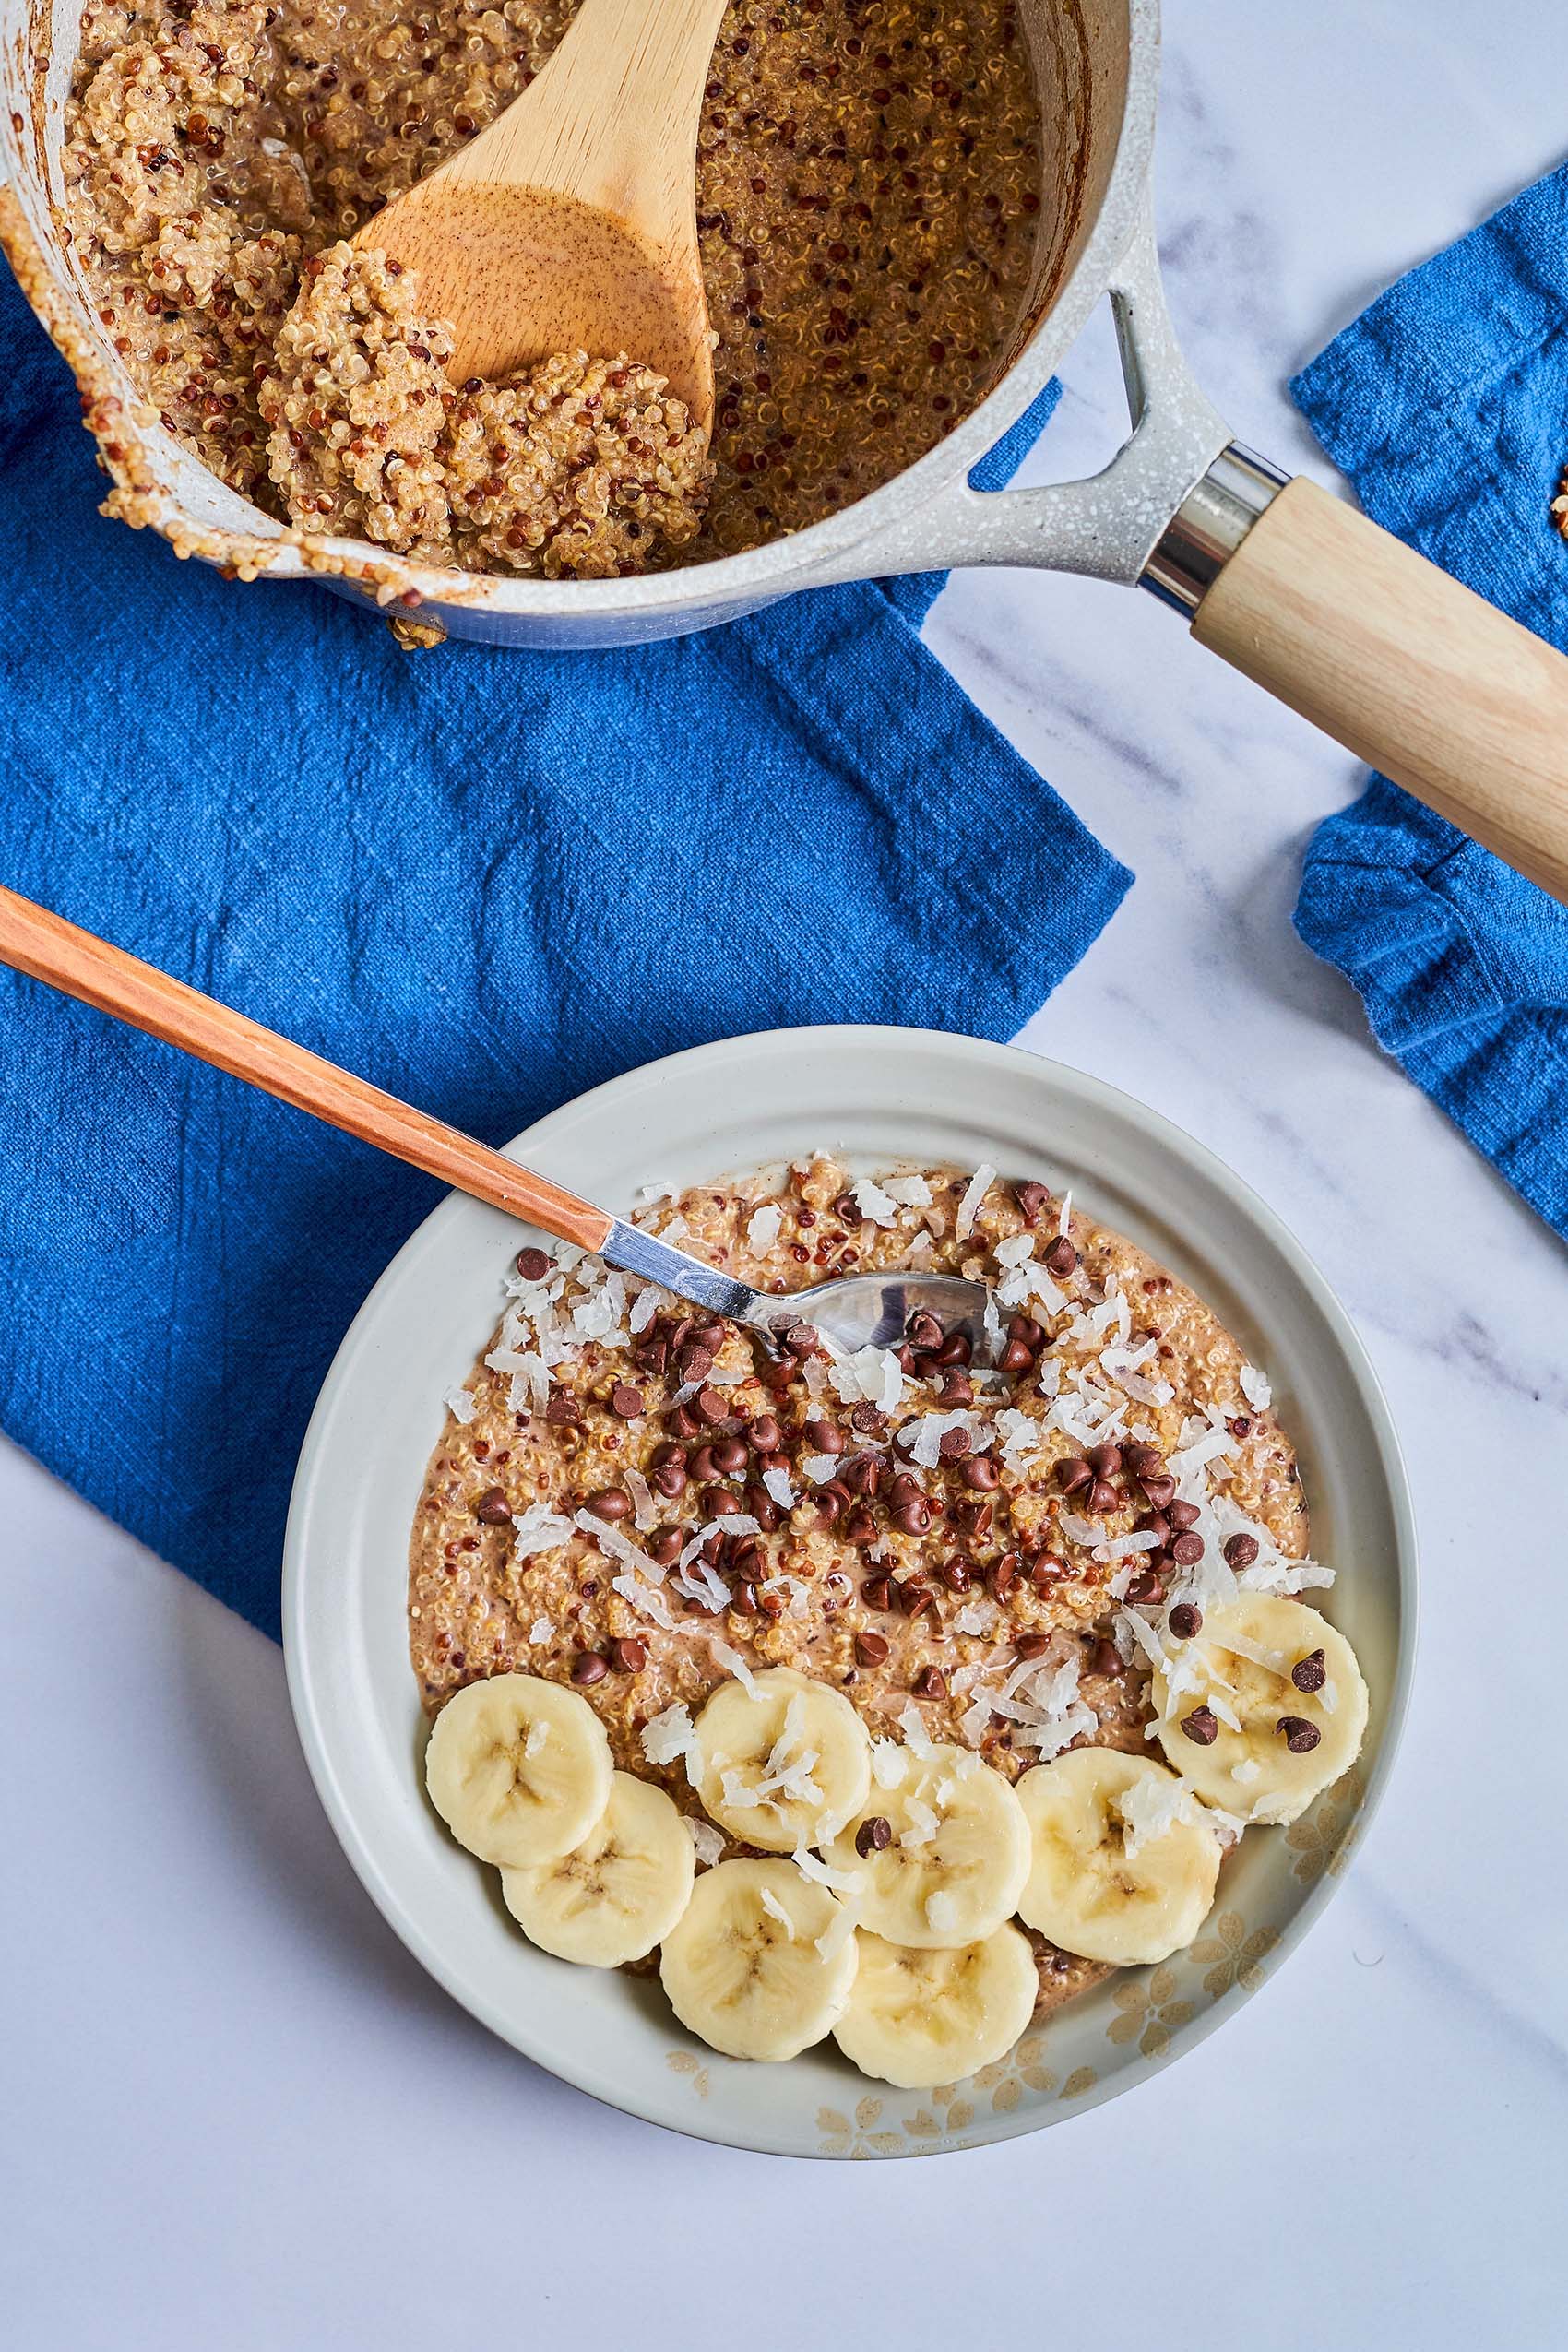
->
[0,262,1130,1636]
[1290,162,1568,1241]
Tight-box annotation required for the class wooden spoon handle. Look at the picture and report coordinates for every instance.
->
[0,884,613,1252]
[1193,478,1568,900]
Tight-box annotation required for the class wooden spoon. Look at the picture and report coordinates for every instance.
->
[354,0,731,434]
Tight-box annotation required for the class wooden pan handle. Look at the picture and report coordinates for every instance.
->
[1192,477,1568,901]
[0,885,613,1252]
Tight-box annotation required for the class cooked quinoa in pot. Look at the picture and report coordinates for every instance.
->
[63,0,1045,579]
[410,1154,1333,2018]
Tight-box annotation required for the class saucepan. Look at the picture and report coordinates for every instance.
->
[4,0,1566,897]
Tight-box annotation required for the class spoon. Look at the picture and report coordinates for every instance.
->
[353,0,731,434]
[0,885,994,1360]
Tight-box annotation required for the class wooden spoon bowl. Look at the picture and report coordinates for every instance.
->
[354,0,731,436]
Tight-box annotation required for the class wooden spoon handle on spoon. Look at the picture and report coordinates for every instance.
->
[0,885,613,1253]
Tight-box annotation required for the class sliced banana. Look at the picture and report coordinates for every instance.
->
[500,1772,695,1967]
[1016,1749,1221,1966]
[692,1667,872,1853]
[833,1926,1039,2089]
[1151,1595,1369,1825]
[424,1672,613,1869]
[659,1857,860,2061]
[824,1740,1029,1948]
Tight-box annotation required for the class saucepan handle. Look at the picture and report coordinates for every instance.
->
[1188,478,1568,901]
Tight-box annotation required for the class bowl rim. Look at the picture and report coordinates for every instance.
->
[282,1024,1418,2157]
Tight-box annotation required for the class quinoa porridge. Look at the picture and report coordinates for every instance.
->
[63,0,1044,578]
[410,1154,1366,2059]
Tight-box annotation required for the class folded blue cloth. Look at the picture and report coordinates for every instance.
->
[0,263,1128,1635]
[1291,162,1568,1241]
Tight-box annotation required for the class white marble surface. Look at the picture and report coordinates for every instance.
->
[6,2,1567,2343]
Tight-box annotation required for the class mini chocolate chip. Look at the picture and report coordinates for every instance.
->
[515,1246,551,1280]
[1126,1568,1165,1606]
[688,1443,719,1482]
[854,1629,890,1668]
[706,1485,743,1516]
[999,1339,1035,1373]
[746,1484,782,1533]
[647,1527,684,1566]
[1170,1531,1206,1567]
[747,1414,782,1454]
[695,1386,729,1425]
[1014,1180,1050,1225]
[1168,1499,1202,1532]
[899,1581,938,1620]
[1043,1234,1076,1277]
[1136,1511,1171,1545]
[1138,1473,1176,1511]
[1008,1315,1046,1348]
[913,1665,947,1698]
[804,1418,844,1454]
[732,1579,759,1614]
[571,1650,608,1686]
[855,1815,893,1857]
[1181,1705,1218,1744]
[937,1427,971,1461]
[891,1498,932,1535]
[713,1437,749,1476]
[1087,1479,1119,1514]
[544,1392,583,1426]
[1124,1442,1166,1479]
[937,1369,973,1406]
[961,1455,999,1491]
[677,1345,714,1384]
[939,1332,972,1365]
[1087,1637,1123,1677]
[1057,1455,1093,1494]
[1277,1715,1322,1752]
[610,1636,647,1673]
[781,1322,818,1356]
[1014,1632,1051,1658]
[907,1310,943,1352]
[649,1462,687,1498]
[610,1383,644,1419]
[585,1488,630,1520]
[816,1491,845,1526]
[843,1453,882,1496]
[861,1574,894,1610]
[941,1556,972,1592]
[1167,1602,1203,1639]
[1291,1649,1327,1693]
[1223,1532,1260,1570]
[835,1191,864,1224]
[1087,1442,1122,1478]
[849,1400,884,1432]
[473,1486,512,1524]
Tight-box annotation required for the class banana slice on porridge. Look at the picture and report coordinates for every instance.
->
[833,1926,1039,2089]
[1151,1597,1369,1825]
[501,1772,695,1968]
[691,1667,872,1852]
[824,1740,1030,1949]
[424,1672,614,1870]
[659,1859,860,2061]
[1016,1750,1223,1966]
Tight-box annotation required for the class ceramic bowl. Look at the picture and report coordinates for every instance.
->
[282,1026,1416,2158]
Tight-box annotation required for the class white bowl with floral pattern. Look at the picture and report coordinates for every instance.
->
[282,1026,1416,2158]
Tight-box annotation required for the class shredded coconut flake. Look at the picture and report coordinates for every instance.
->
[442,1384,478,1425]
[641,1703,697,1768]
[747,1202,784,1253]
[1239,1362,1273,1411]
[955,1163,996,1241]
[814,1898,859,1963]
[709,1639,757,1696]
[881,1174,932,1207]
[512,1503,577,1560]
[526,1616,553,1645]
[624,1467,659,1533]
[758,1885,796,1938]
[762,1465,798,1510]
[850,1178,899,1226]
[924,1890,961,1935]
[791,1846,864,1895]
[686,1816,726,1868]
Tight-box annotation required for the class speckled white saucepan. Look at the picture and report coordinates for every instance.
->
[280,1026,1415,2159]
[5,0,1568,897]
